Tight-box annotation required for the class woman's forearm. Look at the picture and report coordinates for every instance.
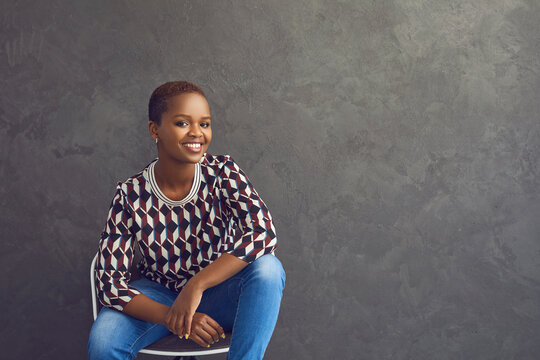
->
[188,253,248,291]
[122,294,170,325]
[121,253,247,325]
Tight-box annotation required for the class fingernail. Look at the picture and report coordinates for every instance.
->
[206,344,210,348]
[221,333,226,339]
[185,334,189,339]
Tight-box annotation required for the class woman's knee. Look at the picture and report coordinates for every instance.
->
[88,309,134,360]
[247,254,286,290]
[88,328,119,360]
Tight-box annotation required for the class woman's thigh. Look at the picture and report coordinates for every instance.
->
[196,254,286,331]
[196,273,241,331]
[88,277,178,360]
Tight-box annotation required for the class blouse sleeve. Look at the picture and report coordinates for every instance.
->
[220,157,278,263]
[95,183,141,312]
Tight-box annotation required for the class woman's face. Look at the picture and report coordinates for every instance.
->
[151,92,212,164]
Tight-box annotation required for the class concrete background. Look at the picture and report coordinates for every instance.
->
[1,0,539,359]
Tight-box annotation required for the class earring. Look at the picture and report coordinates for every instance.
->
[155,137,158,144]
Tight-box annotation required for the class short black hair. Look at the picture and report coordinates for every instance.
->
[148,81,206,125]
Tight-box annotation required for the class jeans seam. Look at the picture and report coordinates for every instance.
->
[128,323,162,359]
[227,276,245,360]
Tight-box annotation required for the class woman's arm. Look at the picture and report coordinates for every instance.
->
[122,253,246,328]
[122,293,170,324]
[220,156,278,262]
[121,255,242,348]
[190,252,248,290]
[95,184,142,311]
[166,253,248,338]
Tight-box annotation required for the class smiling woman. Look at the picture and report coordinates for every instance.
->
[87,81,286,360]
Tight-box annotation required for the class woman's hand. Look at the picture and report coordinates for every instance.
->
[187,312,226,347]
[165,282,203,338]
[162,254,245,343]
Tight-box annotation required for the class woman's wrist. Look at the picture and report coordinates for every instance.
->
[157,305,171,326]
[186,275,207,292]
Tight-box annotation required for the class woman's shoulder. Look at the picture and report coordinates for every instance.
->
[201,152,233,167]
[201,153,248,184]
[200,152,238,174]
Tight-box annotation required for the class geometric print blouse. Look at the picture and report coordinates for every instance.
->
[95,153,278,312]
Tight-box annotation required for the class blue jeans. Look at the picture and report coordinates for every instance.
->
[88,254,285,360]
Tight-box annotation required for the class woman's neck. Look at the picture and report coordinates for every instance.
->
[154,156,195,195]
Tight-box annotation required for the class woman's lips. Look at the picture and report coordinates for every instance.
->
[183,143,202,153]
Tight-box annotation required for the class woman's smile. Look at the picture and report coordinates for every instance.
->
[183,142,203,153]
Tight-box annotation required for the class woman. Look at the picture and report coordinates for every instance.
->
[88,81,286,360]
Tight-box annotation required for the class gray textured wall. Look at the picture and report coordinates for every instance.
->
[1,0,539,359]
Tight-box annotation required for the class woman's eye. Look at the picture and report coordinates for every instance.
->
[201,122,210,128]
[176,121,188,126]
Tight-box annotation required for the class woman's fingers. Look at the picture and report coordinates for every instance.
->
[184,312,194,338]
[174,313,185,338]
[187,331,211,348]
[199,321,220,343]
[194,327,216,346]
[204,315,225,340]
[191,313,226,345]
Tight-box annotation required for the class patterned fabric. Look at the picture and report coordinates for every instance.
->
[95,153,278,311]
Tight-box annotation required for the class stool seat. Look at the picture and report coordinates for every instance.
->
[141,331,232,356]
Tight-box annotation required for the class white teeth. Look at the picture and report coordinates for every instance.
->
[184,143,201,148]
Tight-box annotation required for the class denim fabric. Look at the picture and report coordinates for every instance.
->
[88,254,286,360]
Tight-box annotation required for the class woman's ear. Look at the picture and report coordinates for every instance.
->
[149,121,159,140]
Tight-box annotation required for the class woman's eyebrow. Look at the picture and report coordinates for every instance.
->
[173,114,211,120]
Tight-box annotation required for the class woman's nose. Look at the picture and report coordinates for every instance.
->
[188,125,203,137]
